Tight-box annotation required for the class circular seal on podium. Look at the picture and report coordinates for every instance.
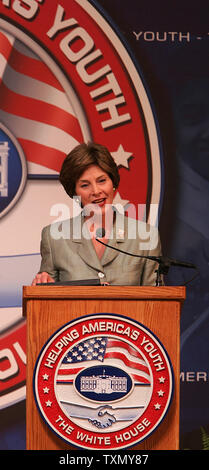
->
[33,313,174,450]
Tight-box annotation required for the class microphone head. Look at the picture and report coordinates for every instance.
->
[96,228,106,238]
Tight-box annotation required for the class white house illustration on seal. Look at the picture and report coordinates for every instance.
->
[80,370,128,394]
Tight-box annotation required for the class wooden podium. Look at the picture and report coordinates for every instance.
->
[23,285,185,451]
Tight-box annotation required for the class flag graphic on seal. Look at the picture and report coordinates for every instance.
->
[57,337,152,386]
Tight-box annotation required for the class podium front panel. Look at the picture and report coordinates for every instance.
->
[23,286,185,450]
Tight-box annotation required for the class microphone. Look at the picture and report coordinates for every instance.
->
[96,227,106,239]
[95,228,197,270]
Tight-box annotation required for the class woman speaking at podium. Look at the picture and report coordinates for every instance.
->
[32,142,162,286]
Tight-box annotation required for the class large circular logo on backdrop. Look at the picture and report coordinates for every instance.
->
[33,314,173,450]
[0,0,163,410]
[0,0,163,221]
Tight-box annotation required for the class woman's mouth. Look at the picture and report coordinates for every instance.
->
[92,198,106,205]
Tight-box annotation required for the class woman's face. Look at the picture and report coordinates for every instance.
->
[75,164,115,214]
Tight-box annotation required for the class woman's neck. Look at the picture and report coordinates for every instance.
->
[84,206,115,239]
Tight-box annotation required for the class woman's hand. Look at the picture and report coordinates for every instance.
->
[31,272,55,285]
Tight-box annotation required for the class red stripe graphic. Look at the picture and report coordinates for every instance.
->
[104,351,149,375]
[0,30,84,173]
[0,31,13,61]
[106,339,146,360]
[0,80,82,141]
[8,46,64,91]
[18,140,66,172]
[0,81,83,142]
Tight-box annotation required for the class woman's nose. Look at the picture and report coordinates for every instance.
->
[91,183,101,195]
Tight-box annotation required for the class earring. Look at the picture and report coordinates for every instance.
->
[74,195,81,205]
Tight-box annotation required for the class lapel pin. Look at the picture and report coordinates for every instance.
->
[117,229,124,239]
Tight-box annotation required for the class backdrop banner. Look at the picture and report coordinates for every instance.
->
[0,0,208,451]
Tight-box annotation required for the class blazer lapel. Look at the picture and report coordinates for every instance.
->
[101,212,126,266]
[70,212,126,270]
[72,216,104,272]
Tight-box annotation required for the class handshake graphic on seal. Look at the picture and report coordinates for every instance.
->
[61,402,143,429]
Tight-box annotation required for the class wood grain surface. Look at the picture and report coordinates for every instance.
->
[23,286,185,450]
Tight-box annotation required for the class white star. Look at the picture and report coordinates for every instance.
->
[159,376,166,383]
[111,145,133,169]
[43,387,49,394]
[154,403,161,410]
[42,374,49,380]
[158,390,165,396]
[45,400,52,407]
[113,191,130,210]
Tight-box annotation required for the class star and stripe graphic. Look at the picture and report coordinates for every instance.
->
[56,336,152,386]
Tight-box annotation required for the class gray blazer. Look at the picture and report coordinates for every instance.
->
[39,213,162,286]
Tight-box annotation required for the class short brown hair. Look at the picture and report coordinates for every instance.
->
[59,142,120,198]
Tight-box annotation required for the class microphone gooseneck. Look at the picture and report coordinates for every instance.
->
[95,228,198,286]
